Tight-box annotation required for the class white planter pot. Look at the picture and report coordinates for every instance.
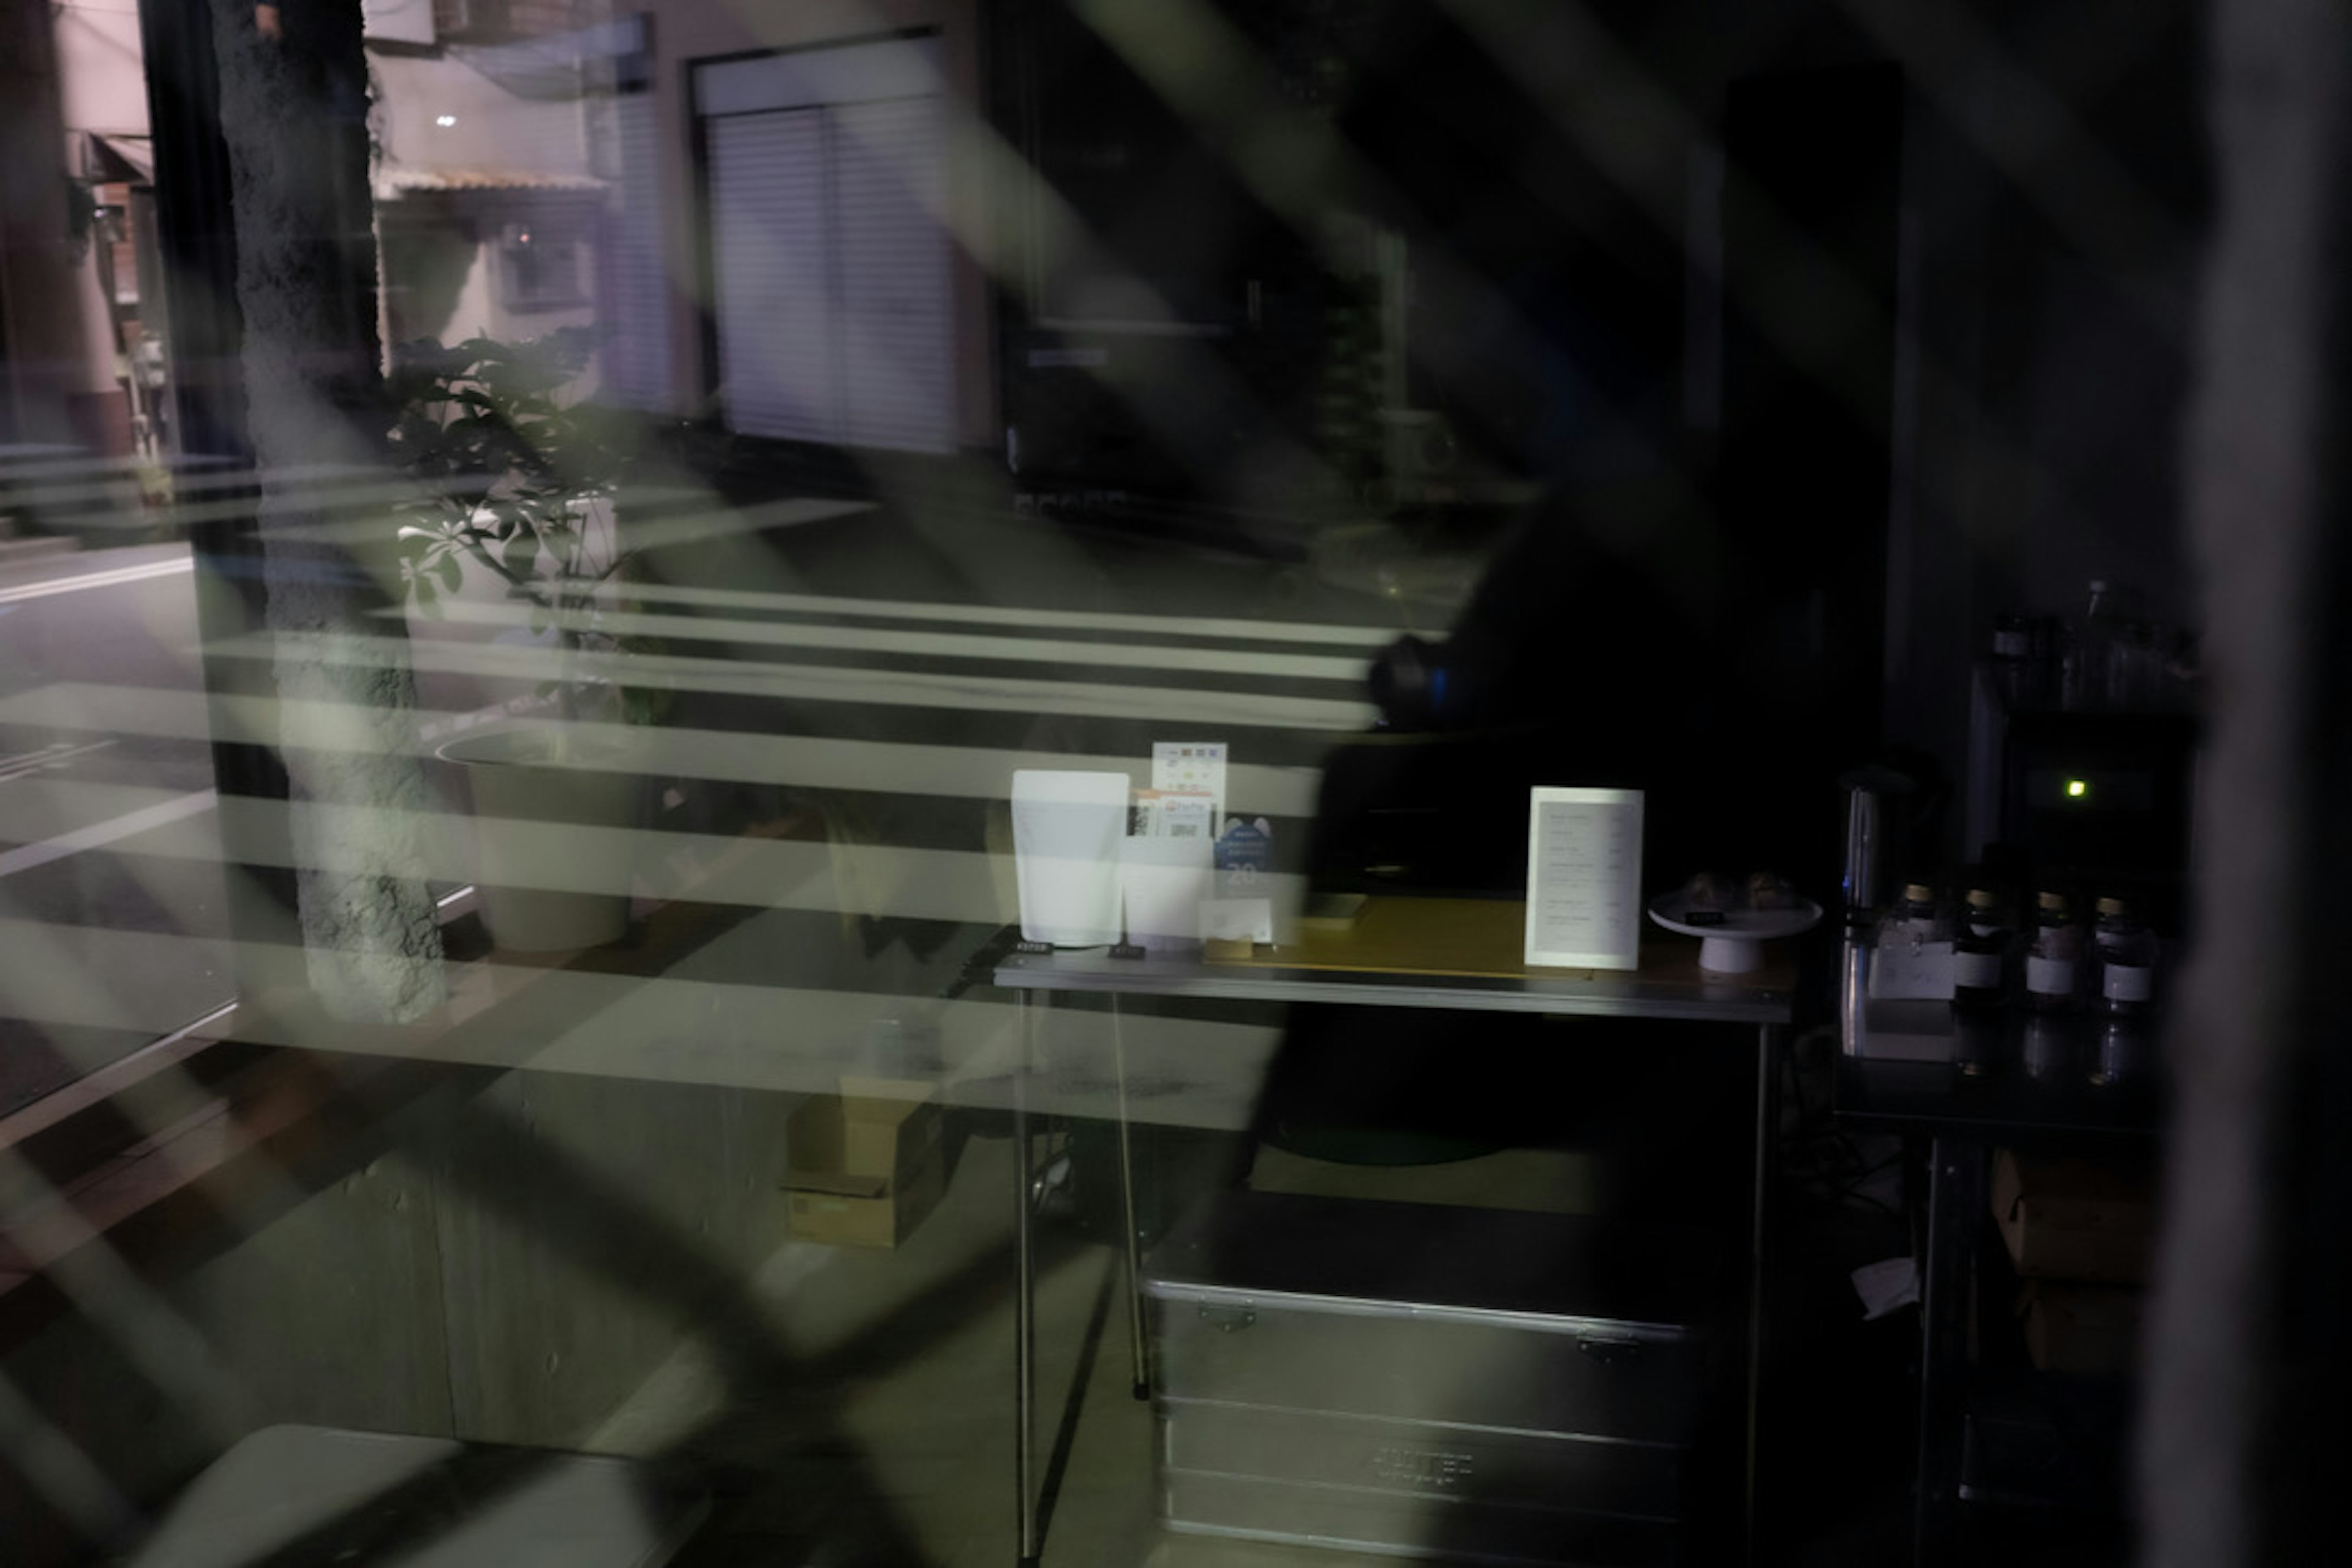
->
[438,723,651,952]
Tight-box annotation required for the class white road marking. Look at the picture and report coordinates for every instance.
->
[0,556,194,606]
[0,740,116,782]
[0,789,217,881]
[0,684,1330,816]
[227,633,1376,732]
[575,580,1422,648]
[407,598,1372,681]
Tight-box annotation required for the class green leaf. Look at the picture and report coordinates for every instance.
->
[433,554,461,592]
[502,533,540,579]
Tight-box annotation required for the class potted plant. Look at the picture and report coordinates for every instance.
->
[389,330,671,951]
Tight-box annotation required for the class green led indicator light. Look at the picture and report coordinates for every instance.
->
[2067,779,2088,799]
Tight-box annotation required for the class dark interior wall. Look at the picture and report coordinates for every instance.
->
[1327,0,1694,478]
[1717,59,1906,787]
[994,0,1384,505]
[996,0,2207,834]
[1662,0,2206,831]
[994,0,1711,505]
[1875,0,2207,822]
[1996,0,2206,629]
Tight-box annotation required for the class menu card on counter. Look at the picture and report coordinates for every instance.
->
[1153,741,1227,835]
[1523,786,1645,970]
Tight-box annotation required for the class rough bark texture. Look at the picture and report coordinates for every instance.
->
[2143,1,2350,1561]
[211,1,445,1020]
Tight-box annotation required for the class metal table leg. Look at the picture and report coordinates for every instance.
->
[1746,1022,1779,1564]
[1013,990,1040,1567]
[1110,994,1150,1400]
[1913,1134,1986,1567]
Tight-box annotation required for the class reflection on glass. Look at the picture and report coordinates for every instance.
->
[0,3,2215,1566]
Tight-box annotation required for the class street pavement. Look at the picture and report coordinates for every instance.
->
[0,543,230,1117]
[0,493,1451,1125]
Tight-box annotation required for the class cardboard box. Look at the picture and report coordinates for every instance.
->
[1991,1147,2155,1285]
[783,1076,947,1249]
[2016,1281,2145,1375]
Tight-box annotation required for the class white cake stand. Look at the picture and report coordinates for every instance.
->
[1648,892,1823,974]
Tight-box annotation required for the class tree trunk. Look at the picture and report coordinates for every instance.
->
[210,1,444,1020]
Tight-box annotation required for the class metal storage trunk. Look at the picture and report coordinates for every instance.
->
[1144,1191,1726,1565]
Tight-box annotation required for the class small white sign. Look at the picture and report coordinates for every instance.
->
[1153,741,1228,834]
[1524,787,1645,970]
[1133,788,1215,840]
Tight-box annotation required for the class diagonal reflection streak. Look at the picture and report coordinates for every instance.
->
[0,681,1332,812]
[0,1140,258,1449]
[1830,0,2190,330]
[1430,0,2143,554]
[0,1366,143,1547]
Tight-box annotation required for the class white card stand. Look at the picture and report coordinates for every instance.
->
[1121,835,1215,951]
[1523,786,1645,971]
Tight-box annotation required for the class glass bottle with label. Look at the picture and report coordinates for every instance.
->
[2024,891,2081,1012]
[2090,895,2158,1017]
[1871,884,1954,1000]
[1952,887,2013,1011]
[1877,883,1947,950]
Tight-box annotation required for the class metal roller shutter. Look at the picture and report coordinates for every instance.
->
[709,108,840,443]
[601,92,675,412]
[832,96,954,454]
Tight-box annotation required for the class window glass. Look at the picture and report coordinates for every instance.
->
[0,6,2212,1567]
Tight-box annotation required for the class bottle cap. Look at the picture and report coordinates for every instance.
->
[1902,883,1935,903]
[1966,888,1999,908]
[2037,891,2068,911]
[2096,895,2128,917]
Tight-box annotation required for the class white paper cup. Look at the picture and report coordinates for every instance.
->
[1012,771,1130,946]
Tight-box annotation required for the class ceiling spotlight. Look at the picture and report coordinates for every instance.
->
[435,115,458,129]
